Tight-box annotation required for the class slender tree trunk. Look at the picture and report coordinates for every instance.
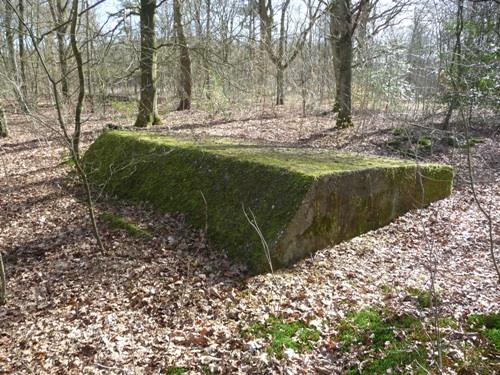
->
[173,0,192,111]
[18,0,28,110]
[48,0,70,100]
[135,0,161,126]
[69,0,105,254]
[443,0,464,129]
[57,31,70,99]
[204,0,211,92]
[275,1,288,105]
[330,0,353,128]
[85,0,94,112]
[276,65,284,105]
[0,252,6,305]
[0,107,8,138]
[5,4,24,109]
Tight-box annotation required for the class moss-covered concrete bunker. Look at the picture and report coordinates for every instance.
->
[84,131,453,273]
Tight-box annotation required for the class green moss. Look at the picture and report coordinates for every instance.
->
[406,287,442,309]
[164,367,188,375]
[391,128,404,136]
[84,131,453,273]
[100,212,152,239]
[418,137,432,147]
[465,137,484,147]
[457,344,500,374]
[468,312,500,350]
[340,309,428,374]
[438,317,459,329]
[245,316,320,358]
[360,346,428,374]
[380,284,393,295]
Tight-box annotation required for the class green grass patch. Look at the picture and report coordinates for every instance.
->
[468,312,500,350]
[100,212,152,239]
[245,316,320,358]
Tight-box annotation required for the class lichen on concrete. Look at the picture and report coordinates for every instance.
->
[83,130,453,273]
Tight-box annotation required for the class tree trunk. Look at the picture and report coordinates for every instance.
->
[330,0,353,128]
[173,0,192,111]
[443,0,464,129]
[0,252,6,305]
[85,0,94,112]
[56,31,69,99]
[276,65,284,105]
[18,0,28,110]
[135,0,161,127]
[48,0,70,100]
[204,0,211,92]
[4,3,24,110]
[0,107,8,138]
[275,1,288,105]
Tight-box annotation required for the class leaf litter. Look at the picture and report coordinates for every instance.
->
[0,108,498,374]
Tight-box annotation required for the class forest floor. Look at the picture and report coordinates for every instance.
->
[1,104,499,374]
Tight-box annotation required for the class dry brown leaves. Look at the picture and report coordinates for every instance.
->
[0,107,498,374]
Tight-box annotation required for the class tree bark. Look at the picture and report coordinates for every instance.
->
[275,1,289,105]
[330,0,353,128]
[18,0,28,110]
[69,0,106,254]
[4,3,24,109]
[259,0,316,106]
[276,65,284,105]
[0,252,6,305]
[0,107,8,138]
[48,0,70,100]
[135,0,160,127]
[443,0,464,129]
[173,0,192,111]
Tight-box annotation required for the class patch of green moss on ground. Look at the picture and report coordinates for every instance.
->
[406,287,442,309]
[438,317,459,329]
[100,212,152,239]
[339,309,428,374]
[164,367,188,375]
[468,312,500,350]
[245,316,320,358]
[457,344,500,374]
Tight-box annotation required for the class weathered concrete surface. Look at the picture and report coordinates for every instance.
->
[84,131,453,273]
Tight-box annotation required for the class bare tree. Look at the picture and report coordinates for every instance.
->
[443,0,464,128]
[259,0,320,105]
[329,0,353,127]
[174,0,193,110]
[4,2,25,109]
[329,0,408,127]
[6,0,106,254]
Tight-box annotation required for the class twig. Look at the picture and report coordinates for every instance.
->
[242,204,273,274]
[0,252,6,305]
